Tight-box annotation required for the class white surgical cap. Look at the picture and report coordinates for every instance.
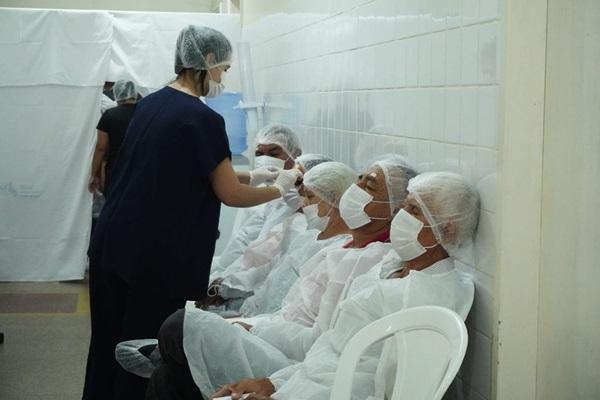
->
[408,172,480,253]
[295,154,332,172]
[255,124,302,159]
[367,156,417,215]
[303,161,358,208]
[174,25,232,74]
[113,80,137,102]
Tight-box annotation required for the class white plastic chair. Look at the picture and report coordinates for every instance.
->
[330,306,468,400]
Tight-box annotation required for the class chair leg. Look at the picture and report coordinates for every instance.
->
[0,332,4,344]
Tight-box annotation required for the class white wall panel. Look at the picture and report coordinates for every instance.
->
[242,0,500,398]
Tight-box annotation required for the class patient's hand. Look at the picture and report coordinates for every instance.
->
[212,378,275,400]
[195,295,226,310]
[195,278,227,309]
[232,321,253,331]
[389,268,409,279]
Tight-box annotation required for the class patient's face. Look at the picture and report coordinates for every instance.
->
[403,194,437,247]
[255,143,294,169]
[357,166,391,220]
[301,187,330,216]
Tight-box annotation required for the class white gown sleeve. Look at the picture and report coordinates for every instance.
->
[218,213,307,297]
[269,282,399,400]
[268,363,304,391]
[251,315,320,362]
[251,244,390,361]
[212,211,265,277]
[217,224,286,296]
[316,242,394,332]
[239,234,349,317]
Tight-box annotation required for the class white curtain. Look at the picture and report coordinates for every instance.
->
[0,8,240,281]
[108,11,241,95]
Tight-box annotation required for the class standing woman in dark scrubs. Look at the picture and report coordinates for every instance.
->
[82,25,301,400]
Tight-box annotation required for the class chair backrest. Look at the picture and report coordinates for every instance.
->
[329,306,468,400]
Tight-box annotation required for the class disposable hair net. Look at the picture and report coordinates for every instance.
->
[303,161,358,207]
[174,25,233,74]
[295,154,332,172]
[367,156,417,215]
[255,124,302,159]
[408,171,480,253]
[113,80,137,102]
[357,153,416,174]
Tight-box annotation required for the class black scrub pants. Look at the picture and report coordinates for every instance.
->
[83,257,186,400]
[146,309,202,400]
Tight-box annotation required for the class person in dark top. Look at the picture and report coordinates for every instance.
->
[101,81,117,113]
[82,26,301,400]
[89,80,139,197]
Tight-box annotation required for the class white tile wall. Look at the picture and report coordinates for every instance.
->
[243,0,499,399]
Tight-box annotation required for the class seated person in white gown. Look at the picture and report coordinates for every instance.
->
[238,161,359,317]
[114,156,339,373]
[208,153,332,288]
[212,171,480,400]
[204,161,358,317]
[212,123,304,277]
[143,157,417,400]
[202,153,333,314]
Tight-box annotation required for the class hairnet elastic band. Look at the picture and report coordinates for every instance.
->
[411,191,444,245]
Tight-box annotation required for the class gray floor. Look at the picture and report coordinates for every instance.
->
[0,281,90,400]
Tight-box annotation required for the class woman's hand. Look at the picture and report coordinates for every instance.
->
[272,169,303,196]
[212,378,275,399]
[195,295,226,310]
[249,166,280,186]
[243,394,272,400]
[88,176,100,193]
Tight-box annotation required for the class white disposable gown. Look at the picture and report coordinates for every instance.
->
[269,257,475,400]
[239,230,351,317]
[216,213,308,299]
[250,241,392,361]
[212,199,296,278]
[182,240,391,397]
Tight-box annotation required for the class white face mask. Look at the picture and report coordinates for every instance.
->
[302,202,332,232]
[254,155,286,170]
[390,209,438,261]
[205,69,225,97]
[206,79,224,97]
[283,189,304,211]
[338,183,390,230]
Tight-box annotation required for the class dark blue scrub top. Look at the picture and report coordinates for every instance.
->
[89,86,231,299]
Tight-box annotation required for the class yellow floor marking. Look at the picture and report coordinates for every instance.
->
[75,289,90,316]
